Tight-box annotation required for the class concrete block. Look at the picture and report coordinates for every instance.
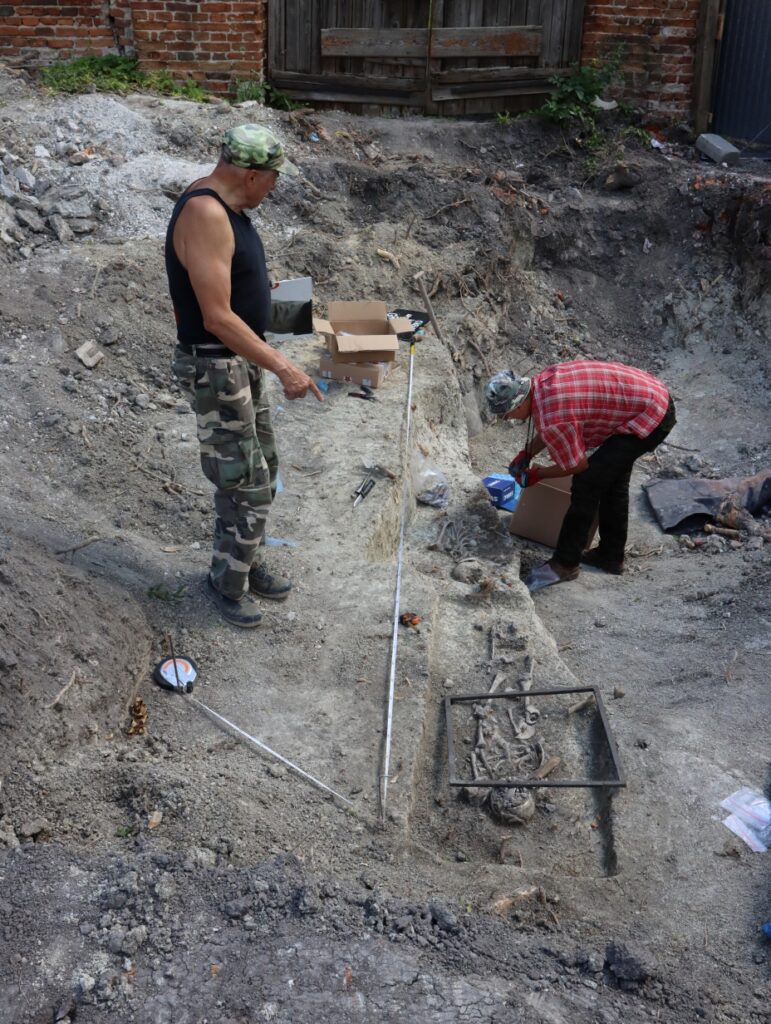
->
[695,133,740,165]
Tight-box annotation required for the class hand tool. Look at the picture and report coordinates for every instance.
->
[352,475,376,509]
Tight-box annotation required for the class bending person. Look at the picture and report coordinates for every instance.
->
[485,360,676,592]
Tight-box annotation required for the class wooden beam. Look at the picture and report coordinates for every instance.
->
[271,70,426,93]
[432,72,566,101]
[433,65,564,85]
[270,70,427,104]
[321,28,428,59]
[693,0,721,135]
[321,25,542,59]
[431,26,542,57]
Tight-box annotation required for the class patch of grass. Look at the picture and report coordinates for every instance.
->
[39,55,207,101]
[147,583,187,603]
[581,124,651,182]
[495,110,513,127]
[232,78,301,111]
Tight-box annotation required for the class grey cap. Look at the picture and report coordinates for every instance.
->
[484,371,531,416]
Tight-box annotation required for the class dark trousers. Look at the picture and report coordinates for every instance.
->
[554,398,676,567]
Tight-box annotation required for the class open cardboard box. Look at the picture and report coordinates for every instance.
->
[319,350,397,388]
[509,474,598,548]
[313,300,413,364]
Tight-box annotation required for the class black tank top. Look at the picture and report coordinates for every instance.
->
[165,187,271,348]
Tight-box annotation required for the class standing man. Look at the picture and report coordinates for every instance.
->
[166,124,323,627]
[485,360,676,592]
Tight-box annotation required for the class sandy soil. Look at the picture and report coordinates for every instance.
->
[0,65,769,1023]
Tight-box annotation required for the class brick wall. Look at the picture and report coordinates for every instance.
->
[0,1,266,93]
[0,2,120,65]
[582,0,701,118]
[131,1,266,92]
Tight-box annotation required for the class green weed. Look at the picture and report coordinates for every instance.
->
[538,49,623,127]
[495,110,513,127]
[147,583,187,603]
[233,78,301,111]
[39,55,207,101]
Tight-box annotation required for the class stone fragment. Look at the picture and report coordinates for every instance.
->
[15,207,45,232]
[68,217,98,234]
[48,214,73,242]
[17,818,47,838]
[695,133,740,166]
[75,341,105,369]
[605,941,650,988]
[14,166,35,188]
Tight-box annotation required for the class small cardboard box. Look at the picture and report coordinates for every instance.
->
[313,300,413,364]
[508,474,597,548]
[483,473,521,512]
[319,350,397,388]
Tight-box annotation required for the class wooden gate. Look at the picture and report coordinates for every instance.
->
[268,1,585,115]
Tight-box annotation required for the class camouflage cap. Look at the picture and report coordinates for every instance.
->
[221,124,299,176]
[484,370,531,416]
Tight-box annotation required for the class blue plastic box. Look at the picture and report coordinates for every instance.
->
[483,473,521,512]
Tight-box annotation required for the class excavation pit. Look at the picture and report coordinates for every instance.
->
[445,686,625,790]
[410,676,626,878]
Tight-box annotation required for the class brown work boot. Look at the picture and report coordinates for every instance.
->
[248,562,292,601]
[581,547,624,575]
[206,576,263,628]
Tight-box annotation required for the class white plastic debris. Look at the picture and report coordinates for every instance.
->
[720,788,771,852]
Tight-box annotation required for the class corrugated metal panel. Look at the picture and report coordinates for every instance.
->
[713,0,771,144]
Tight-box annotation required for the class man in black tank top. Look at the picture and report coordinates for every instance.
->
[165,124,323,628]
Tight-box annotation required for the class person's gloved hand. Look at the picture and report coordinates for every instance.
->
[508,449,531,477]
[516,466,542,488]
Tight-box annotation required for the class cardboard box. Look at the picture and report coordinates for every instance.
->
[319,350,397,388]
[508,474,598,548]
[313,300,413,364]
[483,473,521,512]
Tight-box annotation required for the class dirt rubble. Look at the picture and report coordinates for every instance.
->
[0,64,770,1023]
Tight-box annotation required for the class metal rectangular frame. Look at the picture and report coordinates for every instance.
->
[445,685,625,789]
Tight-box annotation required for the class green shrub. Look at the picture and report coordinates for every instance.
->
[538,49,623,127]
[39,55,207,101]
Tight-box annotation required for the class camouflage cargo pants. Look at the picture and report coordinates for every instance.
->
[172,347,278,600]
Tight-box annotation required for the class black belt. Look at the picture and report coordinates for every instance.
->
[178,342,231,357]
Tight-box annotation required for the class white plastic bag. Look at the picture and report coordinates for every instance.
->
[720,788,771,852]
[410,450,450,509]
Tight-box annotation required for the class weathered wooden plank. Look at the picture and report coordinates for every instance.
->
[540,0,567,67]
[273,85,426,106]
[432,26,541,56]
[433,80,557,99]
[271,70,427,94]
[562,0,585,63]
[292,0,313,73]
[693,0,720,135]
[434,64,564,84]
[321,28,428,58]
[267,0,286,74]
[424,0,444,115]
[321,25,541,59]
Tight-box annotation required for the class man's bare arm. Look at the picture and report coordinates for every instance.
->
[174,196,322,401]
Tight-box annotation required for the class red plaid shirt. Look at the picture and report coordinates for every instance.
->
[532,361,670,470]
